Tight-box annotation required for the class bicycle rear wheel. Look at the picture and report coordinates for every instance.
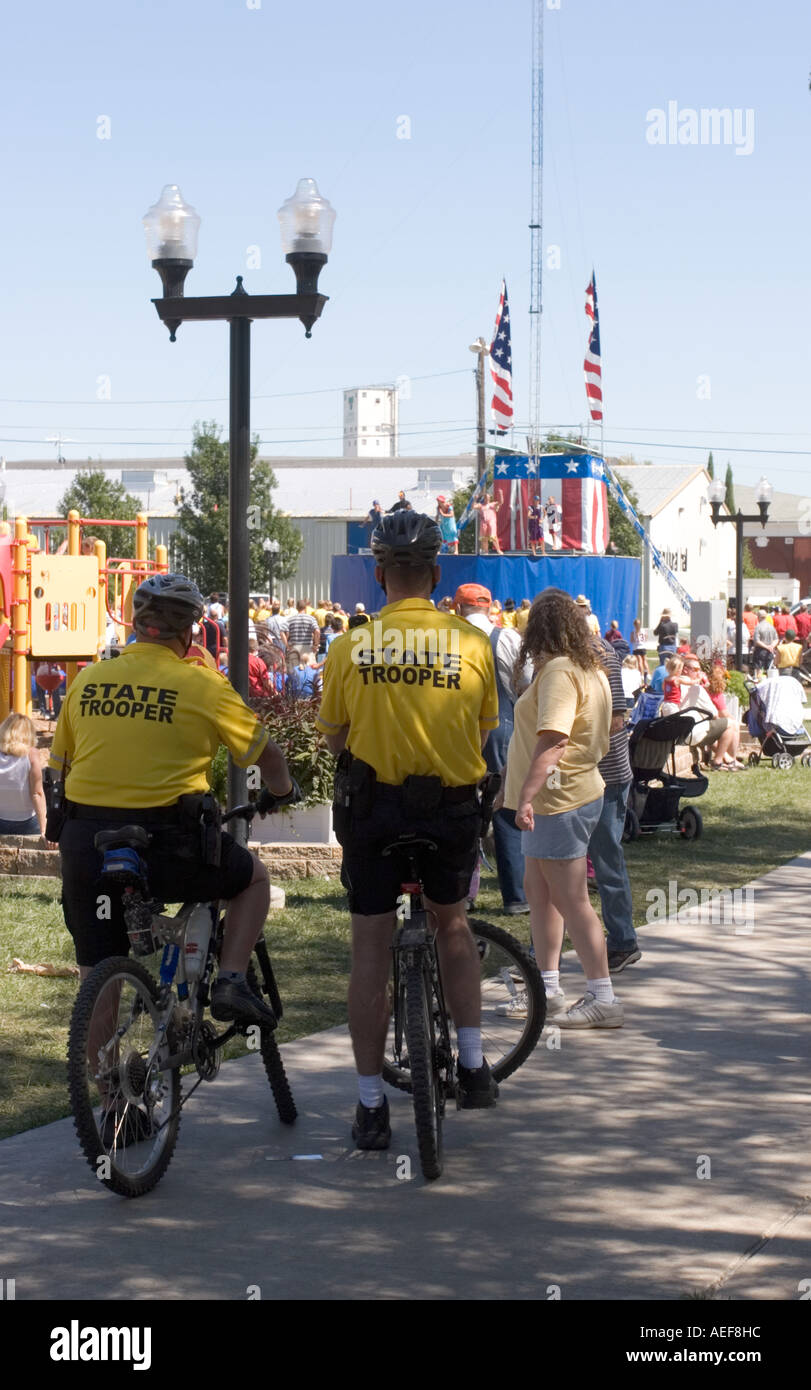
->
[67,956,181,1198]
[403,957,443,1180]
[246,961,297,1125]
[383,918,544,1091]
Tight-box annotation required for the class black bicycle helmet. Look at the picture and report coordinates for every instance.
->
[132,573,206,638]
[371,510,442,567]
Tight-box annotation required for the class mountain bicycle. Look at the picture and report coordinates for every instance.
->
[380,834,544,1180]
[66,800,294,1199]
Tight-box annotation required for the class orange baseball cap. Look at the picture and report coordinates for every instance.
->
[454,582,492,608]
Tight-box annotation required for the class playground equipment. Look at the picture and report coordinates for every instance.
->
[0,511,168,718]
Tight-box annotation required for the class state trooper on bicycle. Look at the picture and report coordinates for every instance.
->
[315,511,501,1149]
[49,573,297,1027]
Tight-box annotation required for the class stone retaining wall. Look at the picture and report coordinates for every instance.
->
[0,835,344,880]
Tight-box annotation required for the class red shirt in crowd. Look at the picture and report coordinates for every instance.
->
[248,653,269,697]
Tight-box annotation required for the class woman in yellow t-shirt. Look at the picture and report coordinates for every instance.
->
[503,588,622,1029]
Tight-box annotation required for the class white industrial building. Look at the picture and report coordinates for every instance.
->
[611,462,737,629]
[342,385,399,457]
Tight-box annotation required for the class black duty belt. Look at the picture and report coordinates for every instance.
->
[68,803,183,824]
[373,783,478,804]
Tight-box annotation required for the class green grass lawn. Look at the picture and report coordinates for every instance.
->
[1,761,809,1140]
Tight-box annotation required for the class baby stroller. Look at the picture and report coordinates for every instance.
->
[623,711,710,842]
[745,677,811,771]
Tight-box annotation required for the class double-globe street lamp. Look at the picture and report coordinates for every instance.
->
[144,179,335,829]
[708,475,773,671]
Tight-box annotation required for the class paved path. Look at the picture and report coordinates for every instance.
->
[2,854,810,1301]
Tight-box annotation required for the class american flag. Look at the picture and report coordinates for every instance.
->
[492,453,609,554]
[584,271,603,423]
[489,279,513,433]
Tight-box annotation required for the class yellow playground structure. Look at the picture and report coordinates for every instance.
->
[0,510,168,717]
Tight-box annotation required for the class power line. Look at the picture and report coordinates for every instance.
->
[0,368,471,408]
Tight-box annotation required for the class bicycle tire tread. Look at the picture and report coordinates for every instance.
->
[67,955,181,1199]
[404,959,443,1180]
[468,918,545,1081]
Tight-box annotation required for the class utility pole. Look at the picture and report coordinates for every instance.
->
[469,337,489,554]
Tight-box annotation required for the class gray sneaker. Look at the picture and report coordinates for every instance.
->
[557,991,624,1029]
[544,989,567,1020]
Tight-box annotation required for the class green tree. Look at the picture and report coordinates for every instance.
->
[57,470,141,559]
[724,462,735,514]
[707,451,714,480]
[743,542,771,579]
[172,422,303,593]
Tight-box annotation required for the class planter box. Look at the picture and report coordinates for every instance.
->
[250,802,337,846]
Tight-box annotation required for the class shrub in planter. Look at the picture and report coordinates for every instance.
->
[207,694,336,810]
[250,690,336,809]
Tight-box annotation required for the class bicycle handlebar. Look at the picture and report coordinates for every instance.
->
[221,778,303,824]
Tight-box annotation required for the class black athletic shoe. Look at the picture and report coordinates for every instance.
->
[100,1105,153,1148]
[210,977,277,1029]
[607,947,642,974]
[456,1058,499,1110]
[352,1096,391,1151]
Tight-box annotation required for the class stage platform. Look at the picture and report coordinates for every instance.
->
[331,554,641,635]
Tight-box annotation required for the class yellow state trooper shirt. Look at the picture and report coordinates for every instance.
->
[315,597,498,786]
[49,643,268,807]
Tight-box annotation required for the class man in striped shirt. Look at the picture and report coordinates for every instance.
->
[285,600,320,658]
[588,635,641,974]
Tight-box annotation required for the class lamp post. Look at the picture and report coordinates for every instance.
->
[469,337,489,555]
[145,180,335,836]
[709,475,772,671]
[262,536,281,600]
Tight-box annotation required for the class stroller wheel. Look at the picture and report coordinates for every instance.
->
[747,752,760,766]
[800,751,811,769]
[622,808,641,843]
[772,752,794,771]
[678,807,702,840]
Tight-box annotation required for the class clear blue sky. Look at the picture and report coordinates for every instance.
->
[0,0,808,494]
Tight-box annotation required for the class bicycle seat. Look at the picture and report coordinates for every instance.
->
[381,834,439,858]
[94,826,151,853]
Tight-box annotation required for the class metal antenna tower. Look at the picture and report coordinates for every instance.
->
[528,0,543,454]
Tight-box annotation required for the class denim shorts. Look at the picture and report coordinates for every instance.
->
[521,795,604,861]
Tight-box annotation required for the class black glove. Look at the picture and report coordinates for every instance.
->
[257,779,303,815]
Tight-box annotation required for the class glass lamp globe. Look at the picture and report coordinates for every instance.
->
[143,185,201,262]
[754,476,773,506]
[708,480,725,505]
[278,178,336,256]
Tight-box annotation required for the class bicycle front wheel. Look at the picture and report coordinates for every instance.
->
[404,958,443,1181]
[383,919,544,1092]
[470,919,545,1081]
[67,956,181,1198]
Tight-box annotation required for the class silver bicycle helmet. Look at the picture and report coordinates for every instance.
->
[132,573,206,638]
[371,511,442,567]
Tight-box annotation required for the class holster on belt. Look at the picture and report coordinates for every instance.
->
[478,771,502,836]
[333,750,376,819]
[43,766,67,843]
[176,791,222,866]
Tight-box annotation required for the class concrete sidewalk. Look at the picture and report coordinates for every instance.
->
[1,855,810,1302]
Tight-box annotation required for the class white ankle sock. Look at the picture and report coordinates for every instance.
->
[541,970,561,997]
[457,1027,483,1070]
[587,977,615,1004]
[358,1073,384,1109]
